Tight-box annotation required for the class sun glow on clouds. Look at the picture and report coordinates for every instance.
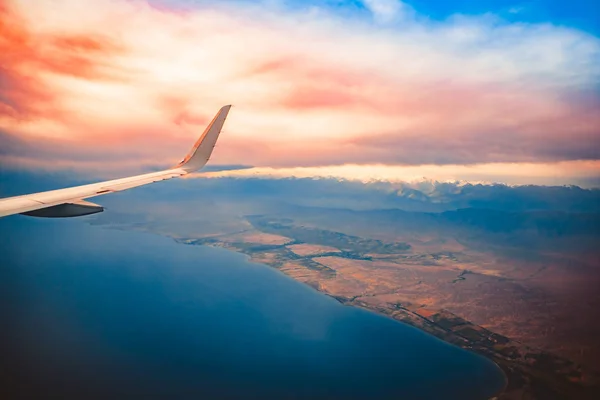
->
[192,161,600,188]
[0,0,599,184]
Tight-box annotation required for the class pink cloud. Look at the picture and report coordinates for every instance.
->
[0,0,598,183]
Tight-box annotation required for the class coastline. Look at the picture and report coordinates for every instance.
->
[101,215,598,399]
[241,247,510,398]
[178,238,597,400]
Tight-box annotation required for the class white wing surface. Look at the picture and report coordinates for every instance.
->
[0,105,231,218]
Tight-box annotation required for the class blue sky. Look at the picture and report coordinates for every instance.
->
[390,1,598,34]
[153,0,599,35]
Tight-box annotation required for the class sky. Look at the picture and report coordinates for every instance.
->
[1,0,599,186]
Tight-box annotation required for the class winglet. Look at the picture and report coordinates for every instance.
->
[175,105,231,173]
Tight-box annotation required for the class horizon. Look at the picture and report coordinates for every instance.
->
[1,0,599,187]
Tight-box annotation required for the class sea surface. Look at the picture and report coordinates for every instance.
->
[0,216,505,399]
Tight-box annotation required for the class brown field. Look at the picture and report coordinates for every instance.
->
[287,243,341,257]
[222,231,292,245]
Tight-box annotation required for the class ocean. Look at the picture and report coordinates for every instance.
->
[0,216,504,399]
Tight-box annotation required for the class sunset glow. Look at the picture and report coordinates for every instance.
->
[193,161,600,187]
[1,0,599,184]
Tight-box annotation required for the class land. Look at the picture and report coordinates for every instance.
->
[168,211,600,400]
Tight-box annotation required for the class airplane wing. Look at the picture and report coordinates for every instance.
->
[0,105,231,218]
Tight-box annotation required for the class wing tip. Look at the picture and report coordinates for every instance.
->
[175,105,232,172]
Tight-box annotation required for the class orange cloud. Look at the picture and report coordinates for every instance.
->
[0,0,598,184]
[0,0,123,123]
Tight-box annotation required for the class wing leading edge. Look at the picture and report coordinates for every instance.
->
[0,105,232,218]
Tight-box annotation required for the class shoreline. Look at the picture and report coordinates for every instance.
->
[103,216,598,400]
[191,240,510,397]
[250,249,510,398]
[199,240,509,398]
[182,239,597,400]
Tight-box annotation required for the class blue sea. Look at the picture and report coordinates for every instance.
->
[0,216,505,399]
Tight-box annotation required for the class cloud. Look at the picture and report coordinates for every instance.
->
[0,2,123,121]
[508,6,524,15]
[0,0,598,183]
[361,0,405,23]
[191,161,600,188]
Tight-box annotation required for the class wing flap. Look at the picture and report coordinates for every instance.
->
[22,200,104,218]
